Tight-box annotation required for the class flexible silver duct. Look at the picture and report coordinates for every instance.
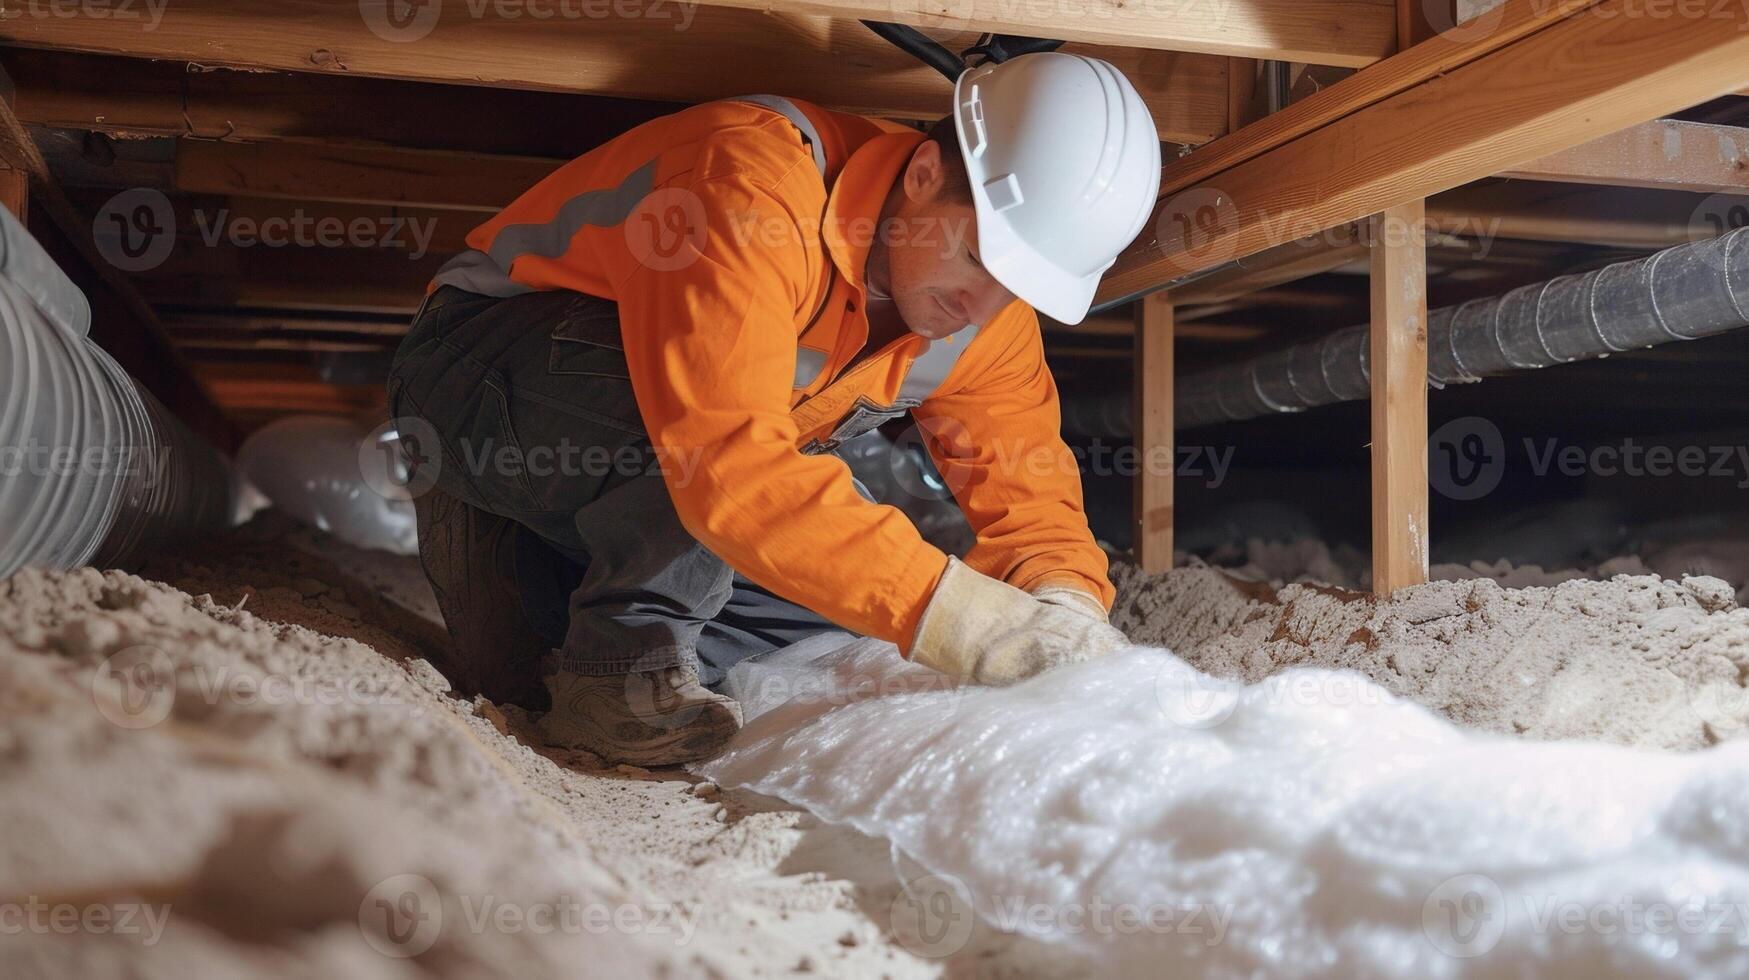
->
[1158,226,1749,430]
[0,207,237,579]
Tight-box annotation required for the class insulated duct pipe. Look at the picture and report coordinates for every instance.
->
[1133,226,1749,432]
[0,207,236,579]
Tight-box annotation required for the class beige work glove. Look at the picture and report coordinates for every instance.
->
[910,558,1131,686]
[1029,584,1110,623]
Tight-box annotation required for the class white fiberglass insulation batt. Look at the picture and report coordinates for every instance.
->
[703,638,1749,978]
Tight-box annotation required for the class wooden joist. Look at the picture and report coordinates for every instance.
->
[1098,0,1749,304]
[0,89,237,448]
[1132,294,1175,575]
[4,49,679,158]
[0,0,1229,144]
[1501,119,1749,194]
[1368,200,1429,595]
[701,0,1394,66]
[175,140,557,212]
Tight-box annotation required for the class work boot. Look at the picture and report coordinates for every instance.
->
[412,487,553,710]
[537,665,743,766]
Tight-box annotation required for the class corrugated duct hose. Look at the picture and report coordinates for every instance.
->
[1059,227,1749,436]
[0,206,237,579]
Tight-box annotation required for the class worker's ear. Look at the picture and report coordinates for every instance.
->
[902,140,947,205]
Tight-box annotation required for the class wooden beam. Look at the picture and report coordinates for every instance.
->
[0,0,1229,145]
[1227,58,1268,133]
[1098,0,1749,304]
[1396,0,1453,49]
[1428,181,1737,249]
[705,0,1393,66]
[1500,119,1749,193]
[4,48,678,158]
[1133,294,1175,575]
[0,89,237,449]
[138,244,441,315]
[1172,224,1369,306]
[1369,201,1429,595]
[175,140,556,212]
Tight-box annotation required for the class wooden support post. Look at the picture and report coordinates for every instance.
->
[1369,201,1430,595]
[1133,293,1175,575]
[1397,0,1454,50]
[0,170,26,222]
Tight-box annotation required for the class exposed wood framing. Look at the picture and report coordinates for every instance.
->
[1097,0,1749,303]
[1395,0,1453,49]
[1368,201,1429,595]
[1428,182,1732,249]
[1172,224,1368,306]
[1501,119,1749,193]
[701,0,1393,65]
[3,49,679,157]
[1133,294,1175,574]
[0,0,1229,143]
[0,88,236,448]
[175,140,556,212]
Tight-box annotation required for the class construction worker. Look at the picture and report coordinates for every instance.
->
[388,52,1162,765]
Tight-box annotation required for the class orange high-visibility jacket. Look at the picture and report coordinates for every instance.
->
[431,97,1112,650]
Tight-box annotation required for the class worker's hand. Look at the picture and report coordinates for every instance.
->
[1029,584,1110,624]
[910,558,1131,686]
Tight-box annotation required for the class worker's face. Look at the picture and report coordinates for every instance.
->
[886,141,1017,340]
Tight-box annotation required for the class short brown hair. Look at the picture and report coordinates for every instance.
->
[926,115,973,202]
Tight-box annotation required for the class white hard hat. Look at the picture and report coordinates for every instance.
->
[951,52,1162,325]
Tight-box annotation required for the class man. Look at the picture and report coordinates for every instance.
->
[389,52,1161,765]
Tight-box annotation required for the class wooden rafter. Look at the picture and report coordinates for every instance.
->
[0,0,1228,144]
[1501,119,1749,194]
[697,0,1394,66]
[1098,0,1749,304]
[175,140,556,212]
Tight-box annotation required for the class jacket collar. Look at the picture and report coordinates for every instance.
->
[822,130,925,295]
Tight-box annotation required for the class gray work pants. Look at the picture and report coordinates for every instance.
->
[388,286,838,686]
